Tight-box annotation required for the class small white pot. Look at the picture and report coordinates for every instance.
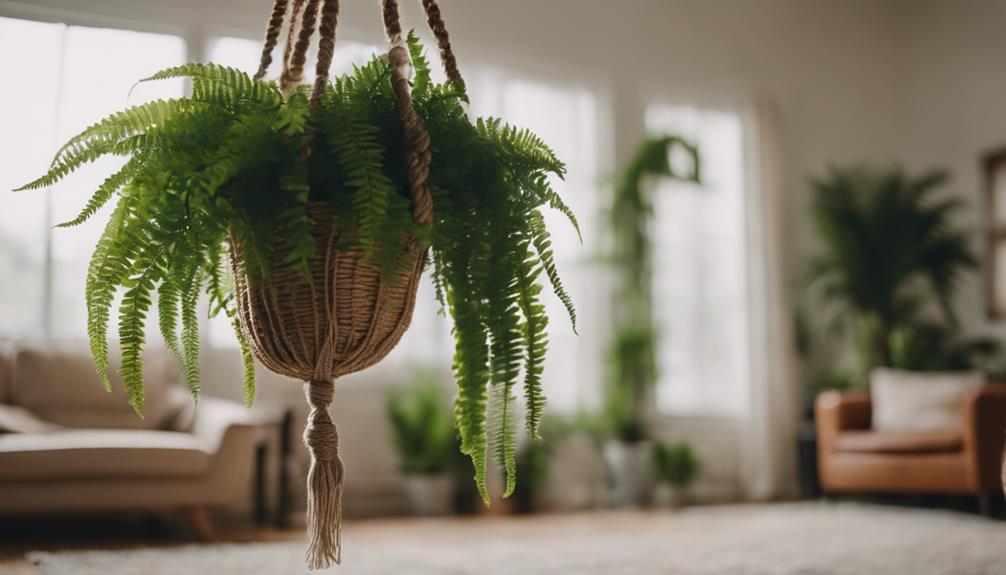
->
[652,483,688,509]
[404,473,455,516]
[602,440,653,507]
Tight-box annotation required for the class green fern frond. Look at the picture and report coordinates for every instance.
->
[234,316,256,407]
[180,267,202,400]
[137,63,281,109]
[488,376,519,498]
[515,250,548,438]
[476,117,566,177]
[57,156,142,228]
[17,99,190,192]
[86,197,135,390]
[117,235,165,415]
[318,83,395,254]
[275,156,315,277]
[529,210,576,333]
[157,269,182,363]
[450,267,491,504]
[406,30,431,99]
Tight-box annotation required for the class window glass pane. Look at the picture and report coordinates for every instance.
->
[647,103,750,416]
[48,26,186,338]
[0,17,64,337]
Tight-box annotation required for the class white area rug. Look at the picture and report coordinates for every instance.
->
[27,503,1006,574]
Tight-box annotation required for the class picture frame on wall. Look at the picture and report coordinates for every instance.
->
[982,147,1006,319]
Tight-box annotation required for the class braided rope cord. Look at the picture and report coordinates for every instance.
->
[420,0,464,88]
[254,0,289,80]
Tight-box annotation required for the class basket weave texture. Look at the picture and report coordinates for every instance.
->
[230,203,425,382]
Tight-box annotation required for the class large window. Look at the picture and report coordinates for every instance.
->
[0,16,185,338]
[647,103,751,416]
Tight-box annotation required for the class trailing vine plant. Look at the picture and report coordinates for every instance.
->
[605,136,699,442]
[17,33,576,503]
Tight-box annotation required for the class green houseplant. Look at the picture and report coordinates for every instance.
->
[650,441,700,508]
[603,136,699,506]
[807,166,981,377]
[16,0,575,566]
[387,376,458,515]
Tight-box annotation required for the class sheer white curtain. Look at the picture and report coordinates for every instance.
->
[739,99,799,500]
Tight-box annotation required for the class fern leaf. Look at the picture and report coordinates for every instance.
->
[86,196,138,390]
[137,63,281,110]
[318,85,395,254]
[180,267,202,400]
[234,316,256,406]
[157,270,182,364]
[18,99,189,191]
[117,237,164,415]
[515,250,548,438]
[450,271,491,504]
[57,156,141,228]
[407,30,431,99]
[529,210,576,333]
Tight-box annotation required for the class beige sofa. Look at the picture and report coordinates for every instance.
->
[0,341,262,534]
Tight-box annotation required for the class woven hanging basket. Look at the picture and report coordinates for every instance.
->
[230,0,465,568]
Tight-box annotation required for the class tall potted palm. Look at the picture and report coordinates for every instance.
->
[808,166,977,375]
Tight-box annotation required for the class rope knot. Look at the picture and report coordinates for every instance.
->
[305,379,338,461]
[306,378,334,408]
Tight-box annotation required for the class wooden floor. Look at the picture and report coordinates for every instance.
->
[0,509,681,573]
[0,513,306,574]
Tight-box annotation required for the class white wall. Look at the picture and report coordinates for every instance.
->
[898,0,1006,338]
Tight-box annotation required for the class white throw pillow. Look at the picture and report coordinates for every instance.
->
[870,368,984,431]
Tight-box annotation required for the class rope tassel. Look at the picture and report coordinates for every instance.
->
[304,379,344,569]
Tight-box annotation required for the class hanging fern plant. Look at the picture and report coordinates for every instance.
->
[18,21,575,515]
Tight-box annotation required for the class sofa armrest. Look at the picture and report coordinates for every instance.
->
[815,389,871,456]
[962,383,1006,492]
[816,389,871,433]
[191,397,261,454]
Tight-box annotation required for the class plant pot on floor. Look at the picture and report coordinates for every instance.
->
[603,440,653,507]
[404,473,456,516]
[652,484,689,509]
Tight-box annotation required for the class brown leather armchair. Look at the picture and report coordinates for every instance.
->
[815,385,1006,505]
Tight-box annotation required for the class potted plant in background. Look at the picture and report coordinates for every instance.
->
[512,436,552,514]
[603,136,699,506]
[806,166,984,377]
[651,441,700,508]
[15,0,578,565]
[387,377,458,516]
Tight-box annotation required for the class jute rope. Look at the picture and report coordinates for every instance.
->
[254,0,289,80]
[420,0,464,88]
[240,0,462,568]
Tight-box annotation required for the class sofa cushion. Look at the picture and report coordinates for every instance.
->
[835,428,964,454]
[0,404,62,434]
[11,341,179,430]
[0,429,211,481]
[870,368,983,431]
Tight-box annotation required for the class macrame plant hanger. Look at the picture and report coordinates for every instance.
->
[237,0,465,569]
